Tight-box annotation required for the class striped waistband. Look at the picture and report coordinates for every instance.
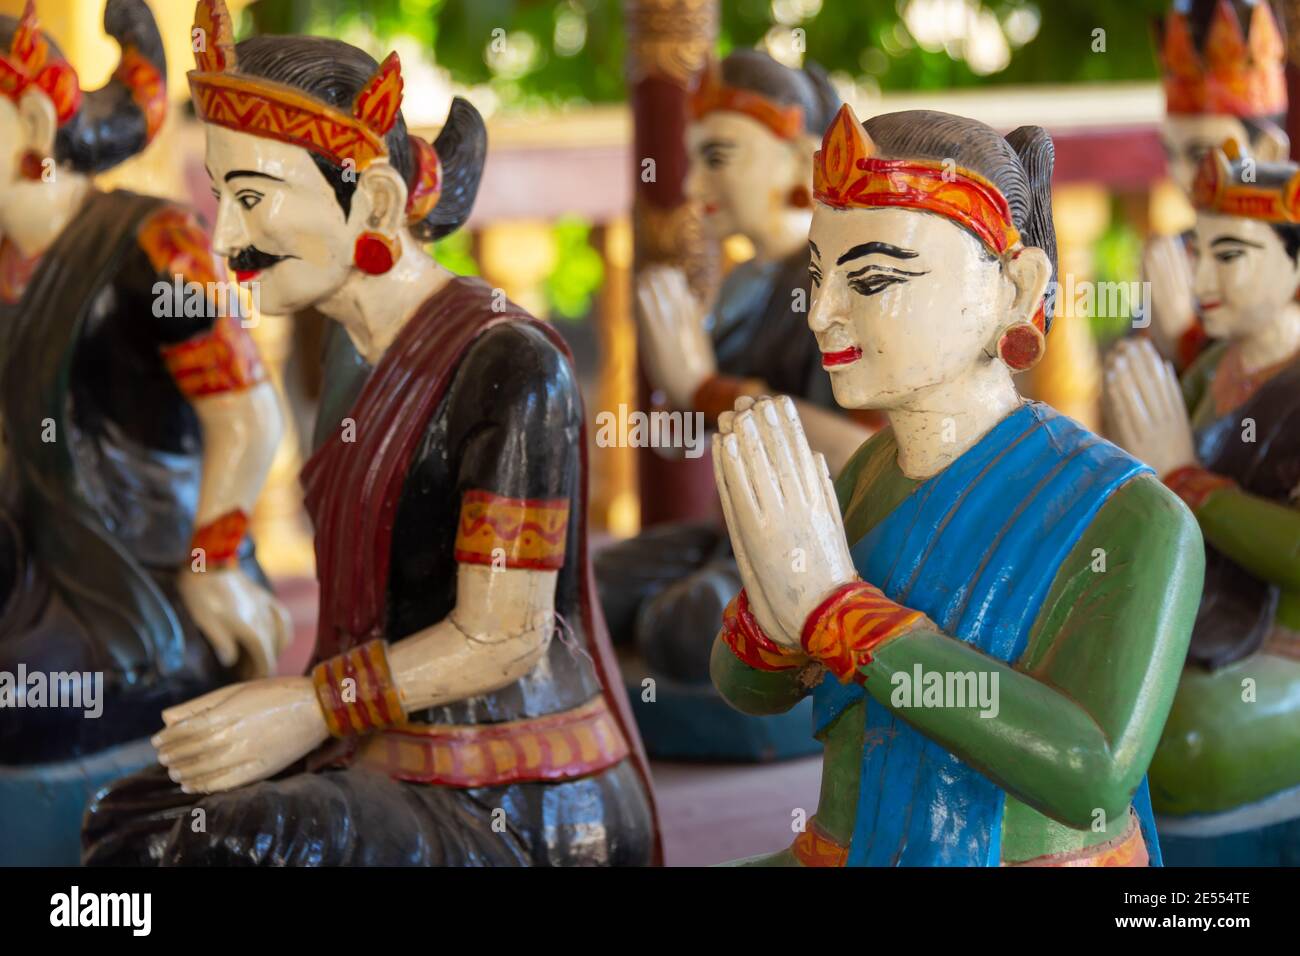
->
[790,810,1149,867]
[354,695,629,788]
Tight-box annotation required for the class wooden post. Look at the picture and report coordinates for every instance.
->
[625,0,719,528]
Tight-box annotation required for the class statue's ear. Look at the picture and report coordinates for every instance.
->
[1003,245,1051,327]
[17,87,58,158]
[1251,120,1290,163]
[353,161,409,236]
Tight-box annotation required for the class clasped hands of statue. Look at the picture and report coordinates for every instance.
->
[713,395,926,681]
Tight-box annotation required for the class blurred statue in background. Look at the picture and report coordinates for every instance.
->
[711,106,1203,866]
[0,0,284,865]
[82,0,658,866]
[596,49,870,761]
[1146,0,1288,368]
[1106,141,1300,866]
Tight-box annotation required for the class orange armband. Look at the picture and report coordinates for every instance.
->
[801,581,927,684]
[453,490,569,571]
[311,639,407,738]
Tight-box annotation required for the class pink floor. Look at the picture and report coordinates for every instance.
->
[274,577,821,866]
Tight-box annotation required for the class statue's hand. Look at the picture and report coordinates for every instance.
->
[1103,337,1197,477]
[178,566,293,678]
[153,677,329,793]
[1143,234,1196,353]
[635,265,716,409]
[712,395,857,650]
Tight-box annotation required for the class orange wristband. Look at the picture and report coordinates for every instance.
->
[311,639,406,738]
[801,581,927,684]
[1164,465,1235,511]
[190,508,248,568]
[720,589,806,672]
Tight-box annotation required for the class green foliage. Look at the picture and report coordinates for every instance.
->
[432,229,479,277]
[1089,200,1145,345]
[249,0,1175,107]
[544,218,605,320]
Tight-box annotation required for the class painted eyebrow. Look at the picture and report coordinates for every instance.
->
[700,139,736,151]
[809,241,821,260]
[223,169,285,184]
[836,242,920,265]
[1210,236,1264,248]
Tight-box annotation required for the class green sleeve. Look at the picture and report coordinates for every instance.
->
[1193,487,1300,591]
[1181,341,1227,415]
[859,474,1204,830]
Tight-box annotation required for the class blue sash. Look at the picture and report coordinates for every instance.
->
[812,402,1157,865]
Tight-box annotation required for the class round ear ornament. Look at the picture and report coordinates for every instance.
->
[997,320,1045,372]
[354,231,401,275]
[787,184,811,209]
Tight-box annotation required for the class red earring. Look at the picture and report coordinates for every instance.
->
[997,320,1046,372]
[353,231,401,275]
[20,151,45,181]
[787,184,811,209]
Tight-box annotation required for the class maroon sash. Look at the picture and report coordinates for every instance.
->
[299,277,660,858]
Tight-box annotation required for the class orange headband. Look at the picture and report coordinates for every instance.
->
[689,63,803,141]
[0,0,81,125]
[189,0,439,222]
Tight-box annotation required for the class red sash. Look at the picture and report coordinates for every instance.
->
[299,277,661,859]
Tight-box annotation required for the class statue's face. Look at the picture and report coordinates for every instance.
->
[807,205,1019,410]
[1162,114,1252,195]
[1191,213,1300,340]
[204,124,357,315]
[685,110,806,245]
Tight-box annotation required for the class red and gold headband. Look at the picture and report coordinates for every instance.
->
[189,0,440,222]
[0,0,81,125]
[1159,0,1286,118]
[814,104,1023,256]
[1192,137,1300,222]
[689,61,804,141]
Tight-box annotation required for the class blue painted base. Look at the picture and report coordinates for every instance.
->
[0,737,156,866]
[625,669,820,763]
[1158,815,1300,867]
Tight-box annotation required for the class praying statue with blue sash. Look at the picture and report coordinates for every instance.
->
[707,106,1206,867]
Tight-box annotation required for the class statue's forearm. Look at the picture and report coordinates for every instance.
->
[710,635,816,715]
[190,382,282,527]
[862,631,1135,829]
[1195,488,1300,591]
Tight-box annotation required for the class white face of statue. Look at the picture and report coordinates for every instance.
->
[204,124,368,315]
[1162,114,1253,196]
[684,111,810,245]
[0,89,64,253]
[807,204,1049,410]
[1191,212,1300,340]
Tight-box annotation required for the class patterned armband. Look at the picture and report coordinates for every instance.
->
[160,315,268,398]
[801,581,928,684]
[720,589,806,672]
[1164,465,1236,511]
[692,374,768,424]
[190,509,249,568]
[454,490,570,570]
[311,639,407,738]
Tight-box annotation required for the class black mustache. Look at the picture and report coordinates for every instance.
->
[228,246,294,272]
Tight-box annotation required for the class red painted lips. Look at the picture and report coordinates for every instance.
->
[234,269,260,283]
[822,346,863,368]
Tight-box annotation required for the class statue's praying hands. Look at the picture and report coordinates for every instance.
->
[712,395,857,650]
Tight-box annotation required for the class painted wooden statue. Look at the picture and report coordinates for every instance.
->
[0,0,284,865]
[1146,0,1288,369]
[81,0,658,867]
[710,106,1205,866]
[595,49,869,760]
[1105,142,1300,865]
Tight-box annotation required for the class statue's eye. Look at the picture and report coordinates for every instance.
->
[236,190,263,211]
